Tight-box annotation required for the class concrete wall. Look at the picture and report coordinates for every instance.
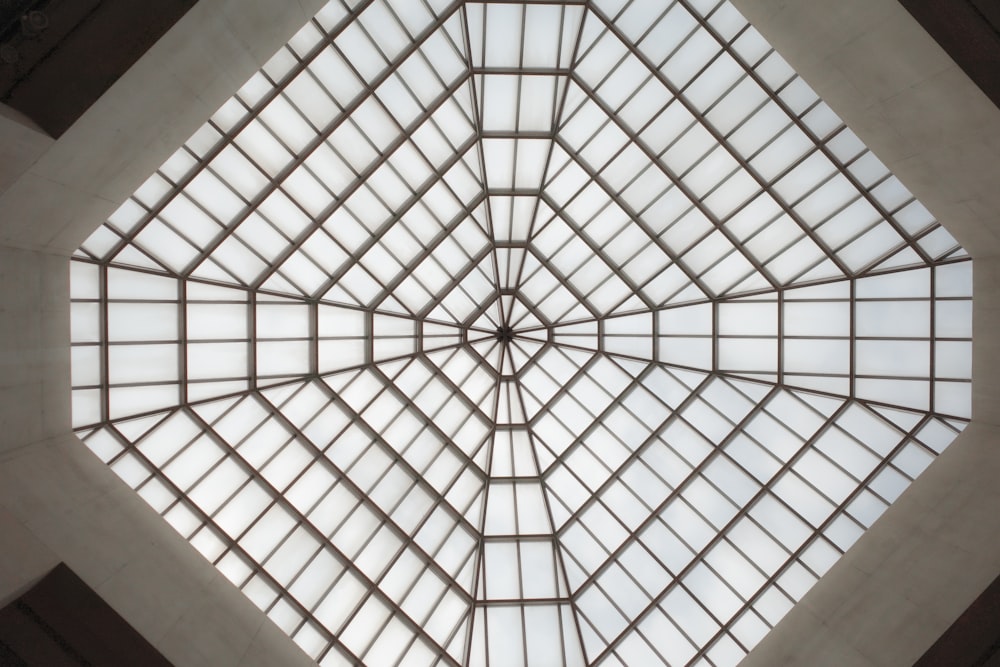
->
[0,0,323,664]
[733,0,1000,665]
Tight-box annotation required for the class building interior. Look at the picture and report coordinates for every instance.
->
[0,0,998,665]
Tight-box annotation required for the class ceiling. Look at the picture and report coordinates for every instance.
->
[66,0,973,665]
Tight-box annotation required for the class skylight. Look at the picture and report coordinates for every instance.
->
[69,0,972,665]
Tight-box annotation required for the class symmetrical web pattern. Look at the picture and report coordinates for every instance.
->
[69,0,972,665]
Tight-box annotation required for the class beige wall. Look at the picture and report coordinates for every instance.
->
[0,1,323,664]
[733,0,1000,664]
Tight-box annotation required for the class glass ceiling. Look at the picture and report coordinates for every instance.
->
[69,0,972,665]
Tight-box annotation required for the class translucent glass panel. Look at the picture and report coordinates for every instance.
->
[81,377,480,665]
[468,605,584,667]
[547,371,964,664]
[71,0,973,665]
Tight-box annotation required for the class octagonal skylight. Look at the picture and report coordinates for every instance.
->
[69,0,972,665]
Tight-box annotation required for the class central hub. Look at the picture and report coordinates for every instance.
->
[495,326,514,343]
[459,294,550,375]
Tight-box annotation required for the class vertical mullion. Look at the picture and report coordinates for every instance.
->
[930,267,937,413]
[309,299,319,377]
[99,262,110,424]
[249,290,258,391]
[777,287,785,382]
[850,278,857,400]
[179,280,189,407]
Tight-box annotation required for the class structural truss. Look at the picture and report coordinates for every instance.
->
[70,0,972,665]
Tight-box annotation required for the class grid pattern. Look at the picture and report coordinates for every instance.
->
[70,0,972,665]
